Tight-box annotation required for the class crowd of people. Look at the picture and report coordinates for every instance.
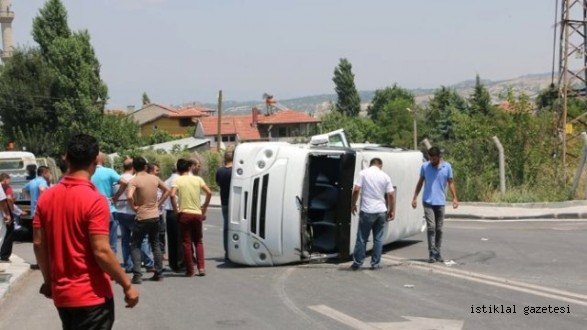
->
[0,134,235,329]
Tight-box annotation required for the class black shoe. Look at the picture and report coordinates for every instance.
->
[350,264,360,271]
[370,264,381,270]
[0,258,11,263]
[435,256,444,263]
[30,264,40,270]
[131,275,142,284]
[149,273,163,282]
[428,258,435,263]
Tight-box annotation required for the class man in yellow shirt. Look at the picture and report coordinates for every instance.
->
[170,158,212,277]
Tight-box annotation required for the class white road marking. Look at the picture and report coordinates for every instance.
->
[448,219,587,223]
[308,305,380,330]
[309,304,464,330]
[382,255,587,307]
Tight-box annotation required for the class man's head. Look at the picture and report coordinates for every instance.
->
[37,166,50,180]
[96,152,107,165]
[176,158,191,174]
[65,134,100,173]
[133,157,148,173]
[428,147,442,167]
[146,163,160,176]
[0,173,10,187]
[369,157,383,169]
[224,151,234,165]
[189,159,201,175]
[122,157,134,173]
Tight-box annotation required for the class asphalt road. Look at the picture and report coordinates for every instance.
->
[0,210,586,330]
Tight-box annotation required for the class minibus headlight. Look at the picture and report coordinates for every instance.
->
[257,160,266,169]
[232,233,239,241]
[236,168,243,175]
[264,149,273,158]
[253,242,260,249]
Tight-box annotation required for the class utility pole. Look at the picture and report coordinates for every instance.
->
[558,0,587,180]
[406,108,417,150]
[217,90,223,152]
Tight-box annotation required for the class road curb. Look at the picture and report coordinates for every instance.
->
[445,212,587,220]
[0,255,32,303]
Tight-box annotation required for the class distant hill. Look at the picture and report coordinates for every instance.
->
[193,73,553,115]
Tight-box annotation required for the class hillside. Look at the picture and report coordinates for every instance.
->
[196,73,553,115]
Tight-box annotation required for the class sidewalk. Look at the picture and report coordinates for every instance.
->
[445,200,587,220]
[2,198,586,302]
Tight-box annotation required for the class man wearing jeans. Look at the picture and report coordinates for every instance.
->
[411,147,459,263]
[114,158,153,273]
[127,157,170,284]
[91,153,127,254]
[350,158,395,270]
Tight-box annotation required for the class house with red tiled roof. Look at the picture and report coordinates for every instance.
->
[195,107,320,148]
[129,103,214,137]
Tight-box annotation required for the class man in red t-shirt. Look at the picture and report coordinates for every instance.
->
[33,134,139,330]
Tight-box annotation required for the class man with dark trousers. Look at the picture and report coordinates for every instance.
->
[215,151,233,260]
[127,157,170,284]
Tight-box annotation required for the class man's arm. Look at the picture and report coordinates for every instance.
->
[126,184,138,212]
[1,199,11,224]
[351,185,360,216]
[112,178,129,204]
[386,191,396,221]
[33,227,52,298]
[411,176,425,209]
[200,184,212,216]
[157,180,171,210]
[170,187,179,213]
[447,178,459,209]
[39,182,49,195]
[22,183,31,199]
[90,234,139,308]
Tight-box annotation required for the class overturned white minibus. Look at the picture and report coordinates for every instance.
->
[227,131,425,266]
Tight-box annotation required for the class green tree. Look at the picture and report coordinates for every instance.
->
[468,74,493,116]
[98,113,142,154]
[373,97,414,147]
[367,84,414,121]
[319,112,377,143]
[0,48,57,147]
[363,85,415,147]
[32,0,71,56]
[535,83,558,112]
[14,124,54,156]
[332,58,361,117]
[31,0,108,156]
[144,129,174,145]
[142,92,151,106]
[426,86,467,142]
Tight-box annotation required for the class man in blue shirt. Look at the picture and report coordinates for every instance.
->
[91,153,128,254]
[411,147,459,263]
[23,166,51,216]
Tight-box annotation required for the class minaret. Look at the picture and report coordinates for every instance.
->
[0,0,14,62]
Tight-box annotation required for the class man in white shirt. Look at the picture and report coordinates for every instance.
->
[350,158,395,270]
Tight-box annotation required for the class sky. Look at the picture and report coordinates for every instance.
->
[7,0,557,109]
